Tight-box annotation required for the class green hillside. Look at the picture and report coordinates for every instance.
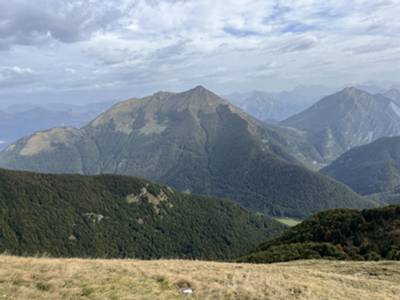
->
[240,206,400,263]
[0,168,285,260]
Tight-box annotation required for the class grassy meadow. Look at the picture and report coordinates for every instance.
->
[273,217,302,227]
[0,255,399,299]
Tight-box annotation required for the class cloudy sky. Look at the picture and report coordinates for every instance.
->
[0,0,399,105]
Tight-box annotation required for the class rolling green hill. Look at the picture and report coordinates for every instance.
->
[0,86,372,218]
[240,206,400,263]
[0,168,285,260]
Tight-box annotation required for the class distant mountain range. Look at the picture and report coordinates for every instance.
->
[280,87,400,166]
[0,101,116,150]
[240,206,400,263]
[322,136,400,196]
[226,85,334,122]
[0,168,284,259]
[0,86,370,218]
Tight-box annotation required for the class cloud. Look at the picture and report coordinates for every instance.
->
[0,0,399,103]
[345,40,400,55]
[223,27,262,37]
[0,0,123,50]
[271,34,319,53]
[0,66,38,88]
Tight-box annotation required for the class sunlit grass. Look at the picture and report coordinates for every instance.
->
[0,255,399,299]
[274,217,302,227]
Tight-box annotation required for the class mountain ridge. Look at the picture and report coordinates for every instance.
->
[0,86,372,218]
[280,87,400,165]
[226,85,333,122]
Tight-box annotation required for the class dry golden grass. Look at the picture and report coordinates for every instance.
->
[0,255,399,300]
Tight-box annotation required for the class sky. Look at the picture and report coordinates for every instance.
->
[0,0,399,105]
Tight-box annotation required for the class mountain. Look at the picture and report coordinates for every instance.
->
[0,86,371,218]
[0,168,284,260]
[321,136,400,195]
[226,85,332,122]
[2,100,116,114]
[226,91,303,122]
[239,206,400,263]
[384,88,400,104]
[0,101,116,150]
[355,83,387,94]
[281,87,400,165]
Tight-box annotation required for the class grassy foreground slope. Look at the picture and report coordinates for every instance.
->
[0,256,399,300]
[0,168,284,260]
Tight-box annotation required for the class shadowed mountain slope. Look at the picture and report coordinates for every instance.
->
[322,136,400,195]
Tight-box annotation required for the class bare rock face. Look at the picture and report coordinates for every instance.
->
[0,86,369,218]
[126,186,170,214]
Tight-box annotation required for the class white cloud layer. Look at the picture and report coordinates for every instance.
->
[0,0,399,103]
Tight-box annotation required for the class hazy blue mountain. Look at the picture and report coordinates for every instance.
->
[384,88,400,104]
[281,87,400,166]
[355,83,387,94]
[226,91,283,122]
[226,85,333,122]
[0,101,116,150]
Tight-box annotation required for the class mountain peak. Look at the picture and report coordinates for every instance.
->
[89,86,234,134]
[152,90,174,99]
[184,85,214,97]
[152,85,219,102]
[282,85,400,165]
[192,85,208,92]
[341,86,367,96]
[0,85,369,218]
